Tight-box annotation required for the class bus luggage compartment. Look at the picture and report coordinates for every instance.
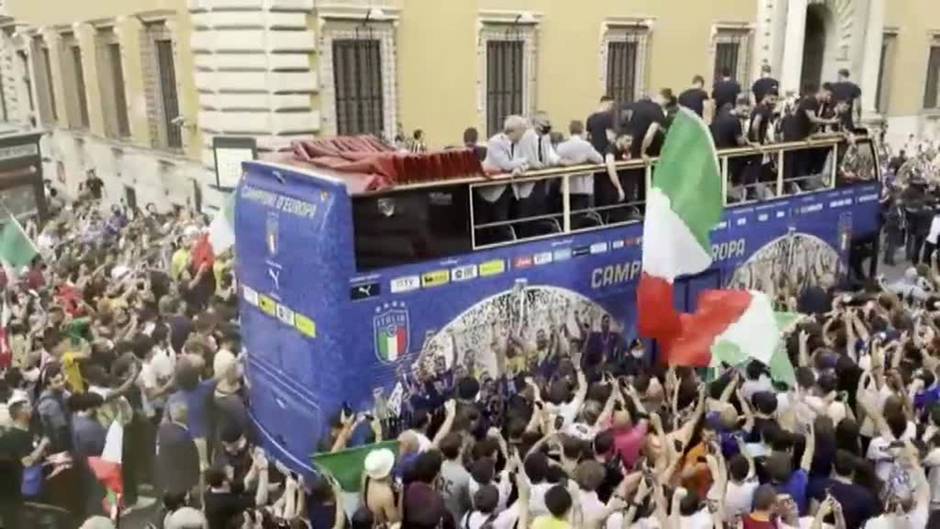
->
[246,359,322,469]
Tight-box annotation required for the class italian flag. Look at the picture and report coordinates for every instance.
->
[208,193,236,256]
[0,213,38,279]
[671,290,789,370]
[637,108,787,373]
[637,107,723,342]
[88,421,124,515]
[378,327,405,362]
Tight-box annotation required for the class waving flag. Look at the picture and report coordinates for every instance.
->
[637,107,722,343]
[208,193,236,256]
[88,421,124,514]
[0,213,39,279]
[312,440,399,493]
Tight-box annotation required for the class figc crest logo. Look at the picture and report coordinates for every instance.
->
[373,301,409,363]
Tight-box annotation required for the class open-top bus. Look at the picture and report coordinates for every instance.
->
[234,134,881,475]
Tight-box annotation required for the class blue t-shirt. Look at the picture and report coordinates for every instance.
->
[776,469,809,515]
[914,386,940,411]
[169,379,218,439]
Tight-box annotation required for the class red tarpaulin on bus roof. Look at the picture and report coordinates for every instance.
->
[290,136,484,191]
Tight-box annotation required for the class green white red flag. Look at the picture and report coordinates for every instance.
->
[0,213,38,279]
[87,421,123,515]
[636,108,791,376]
[637,107,723,342]
[207,193,236,257]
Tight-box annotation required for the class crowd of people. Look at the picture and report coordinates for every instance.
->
[321,256,940,529]
[465,65,868,237]
[0,64,938,529]
[0,188,279,528]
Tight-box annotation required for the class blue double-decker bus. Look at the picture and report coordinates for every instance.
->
[234,134,881,474]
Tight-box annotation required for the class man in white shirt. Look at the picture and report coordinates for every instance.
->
[513,112,561,233]
[556,120,604,219]
[480,115,530,228]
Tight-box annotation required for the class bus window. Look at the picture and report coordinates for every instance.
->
[837,139,878,185]
[352,184,471,271]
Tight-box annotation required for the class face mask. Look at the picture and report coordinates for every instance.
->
[631,348,645,359]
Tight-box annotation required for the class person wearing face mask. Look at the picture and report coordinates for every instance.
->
[512,112,561,236]
[480,115,530,236]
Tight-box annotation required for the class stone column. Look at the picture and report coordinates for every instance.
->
[859,0,885,118]
[780,0,807,95]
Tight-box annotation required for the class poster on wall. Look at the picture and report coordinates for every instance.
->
[213,136,257,189]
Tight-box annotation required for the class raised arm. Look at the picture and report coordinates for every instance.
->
[800,421,816,473]
[431,400,458,447]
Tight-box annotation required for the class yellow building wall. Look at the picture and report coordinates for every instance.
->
[884,0,940,118]
[398,0,755,149]
[7,0,200,159]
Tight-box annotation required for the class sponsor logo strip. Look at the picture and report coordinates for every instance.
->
[573,246,590,257]
[553,248,572,261]
[533,251,553,265]
[259,295,277,316]
[421,269,450,288]
[242,285,259,306]
[294,314,317,338]
[479,259,506,276]
[513,255,533,269]
[350,282,380,300]
[451,264,478,282]
[390,275,421,293]
[590,242,608,254]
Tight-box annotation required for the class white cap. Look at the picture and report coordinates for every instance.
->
[364,448,396,480]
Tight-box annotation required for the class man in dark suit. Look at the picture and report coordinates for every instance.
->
[156,401,201,498]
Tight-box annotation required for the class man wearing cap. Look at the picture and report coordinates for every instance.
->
[363,447,400,526]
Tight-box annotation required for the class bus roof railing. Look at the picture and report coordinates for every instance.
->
[354,133,864,196]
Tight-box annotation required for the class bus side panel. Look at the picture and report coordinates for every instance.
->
[236,162,353,431]
[336,184,875,405]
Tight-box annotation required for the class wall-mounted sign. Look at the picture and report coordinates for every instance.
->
[213,136,257,189]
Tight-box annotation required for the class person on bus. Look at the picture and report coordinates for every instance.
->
[479,116,529,229]
[513,112,560,233]
[463,127,487,161]
[711,94,754,202]
[601,131,633,222]
[712,67,742,113]
[830,69,862,132]
[556,120,604,220]
[781,83,839,191]
[751,64,779,106]
[747,89,779,199]
[586,95,616,155]
[678,75,711,120]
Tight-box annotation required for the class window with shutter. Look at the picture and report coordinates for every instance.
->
[606,41,638,106]
[924,45,940,109]
[485,40,524,137]
[332,39,384,136]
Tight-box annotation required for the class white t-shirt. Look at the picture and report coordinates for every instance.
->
[679,509,712,529]
[924,448,940,509]
[528,482,553,518]
[741,376,773,400]
[862,506,928,529]
[579,490,607,529]
[469,471,512,512]
[606,514,660,529]
[723,480,759,521]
